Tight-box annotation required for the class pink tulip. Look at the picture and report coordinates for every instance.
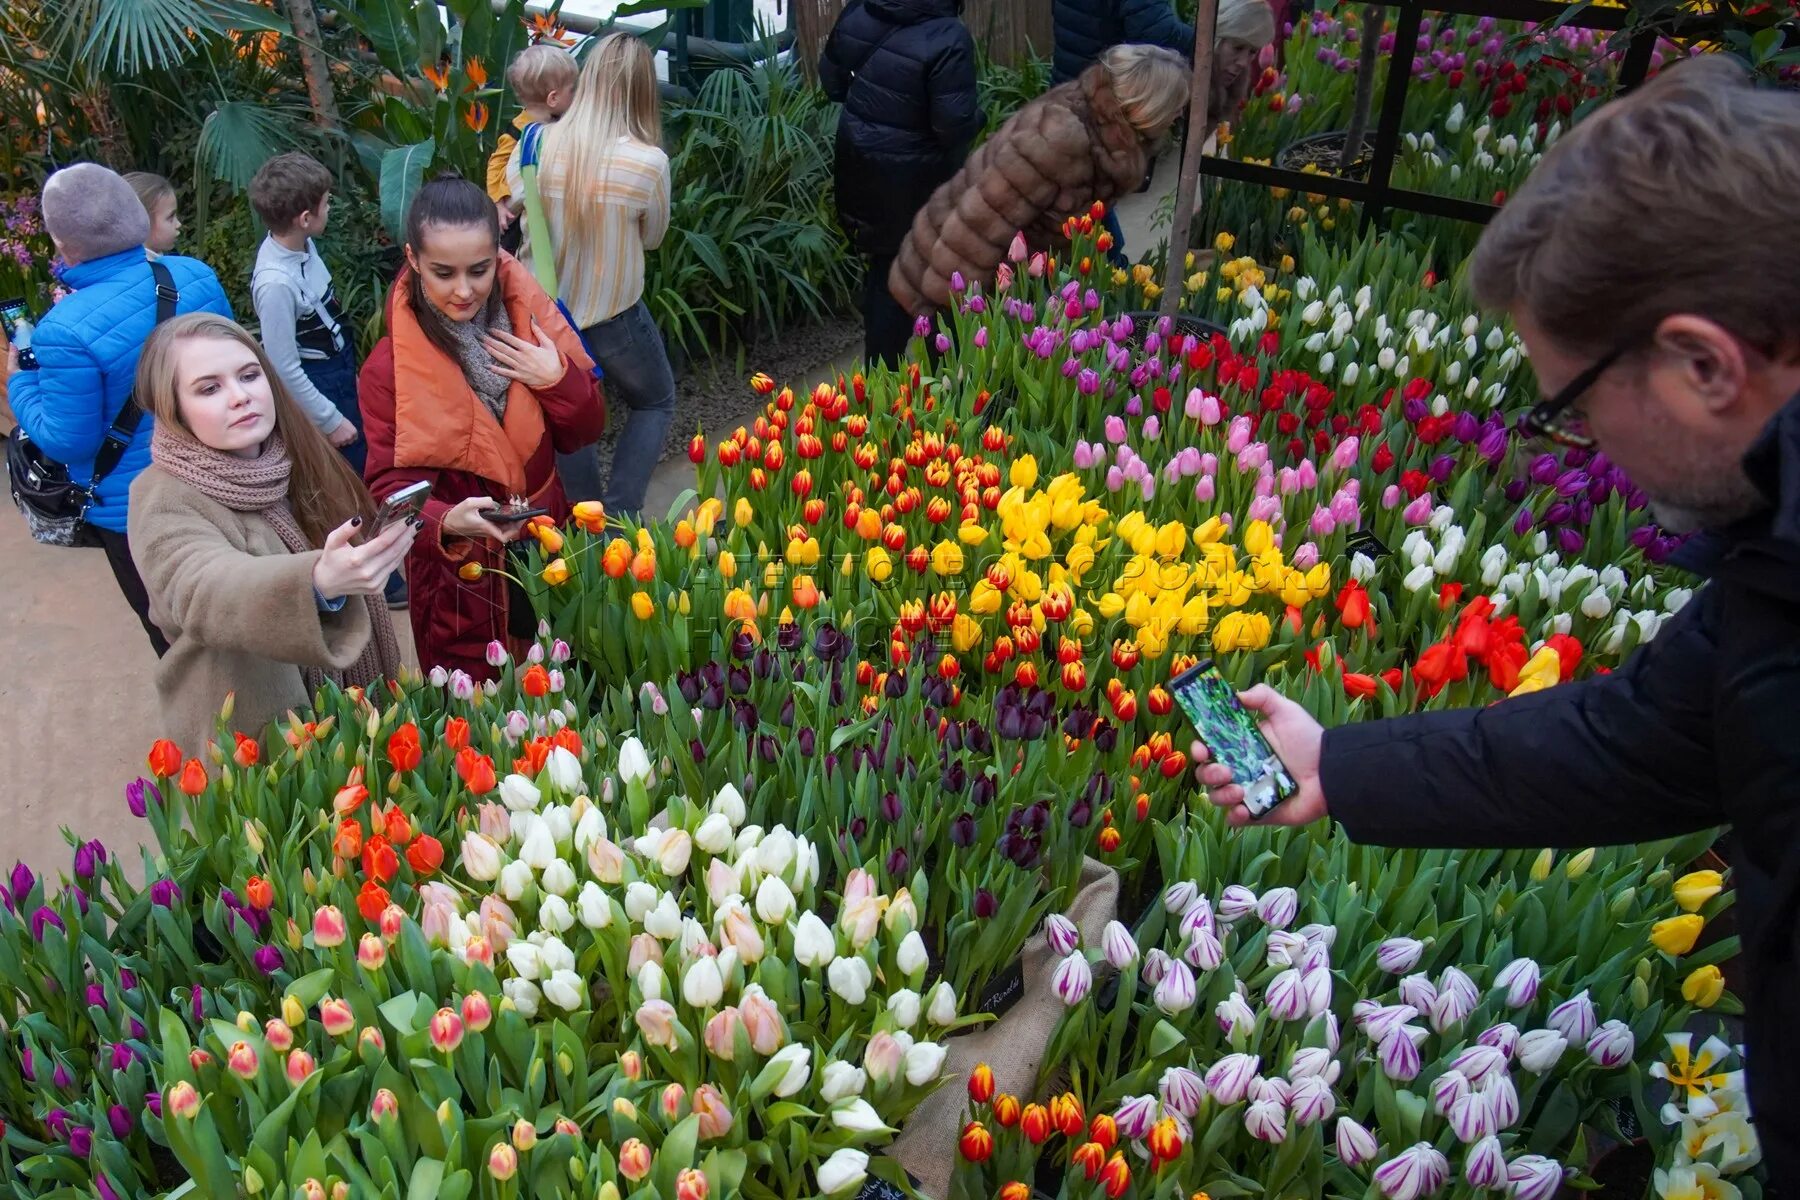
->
[1103,415,1127,444]
[1331,436,1360,470]
[1278,467,1300,495]
[1248,495,1281,524]
[1291,542,1320,570]
[1310,506,1337,537]
[1194,475,1216,503]
[1198,392,1223,425]
[1239,441,1270,471]
[1008,232,1028,262]
[1296,459,1318,488]
[1254,472,1276,498]
[1402,494,1435,525]
[1105,466,1124,493]
[1381,484,1402,510]
[1225,415,1252,453]
[1028,252,1046,278]
[1330,493,1362,526]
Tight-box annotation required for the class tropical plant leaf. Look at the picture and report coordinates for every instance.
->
[612,0,708,17]
[54,0,289,73]
[196,99,307,191]
[379,138,437,241]
[327,0,419,74]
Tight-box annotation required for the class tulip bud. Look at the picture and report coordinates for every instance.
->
[1515,1028,1568,1074]
[1584,1019,1634,1068]
[1100,921,1138,969]
[1377,936,1426,974]
[1051,951,1092,1006]
[488,1143,518,1181]
[227,1041,259,1079]
[166,1080,202,1120]
[1043,914,1079,956]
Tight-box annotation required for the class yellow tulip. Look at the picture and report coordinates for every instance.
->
[1074,521,1100,547]
[969,579,1003,615]
[630,592,655,620]
[1012,568,1042,603]
[1219,571,1253,607]
[1529,849,1554,881]
[1279,570,1312,608]
[1069,607,1094,637]
[1155,521,1187,559]
[1010,455,1039,490]
[723,589,756,623]
[1128,525,1157,557]
[1565,848,1596,879]
[1305,562,1333,599]
[717,550,737,579]
[677,590,691,615]
[1650,914,1705,957]
[1065,544,1096,580]
[1138,623,1169,659]
[1124,593,1155,628]
[1681,965,1725,1008]
[1158,562,1191,594]
[1214,231,1236,254]
[1049,495,1083,531]
[932,540,964,576]
[695,497,723,532]
[1096,592,1126,619]
[1115,512,1147,547]
[1242,520,1274,557]
[733,497,753,528]
[958,521,990,546]
[762,560,785,590]
[1507,647,1563,698]
[951,614,983,652]
[839,552,857,577]
[865,545,893,583]
[1177,594,1211,635]
[541,557,570,586]
[1672,870,1723,914]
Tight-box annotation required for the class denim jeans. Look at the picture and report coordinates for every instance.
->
[569,298,677,518]
[302,341,366,475]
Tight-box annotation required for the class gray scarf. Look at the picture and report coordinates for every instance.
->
[438,302,515,421]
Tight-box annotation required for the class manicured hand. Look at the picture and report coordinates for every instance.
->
[484,319,565,391]
[442,495,523,543]
[327,421,361,449]
[1190,684,1329,827]
[313,516,417,600]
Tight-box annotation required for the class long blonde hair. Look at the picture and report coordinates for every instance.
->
[135,314,377,545]
[1099,45,1192,139]
[539,32,662,268]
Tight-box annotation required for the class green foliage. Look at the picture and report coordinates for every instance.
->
[975,50,1052,141]
[647,60,859,357]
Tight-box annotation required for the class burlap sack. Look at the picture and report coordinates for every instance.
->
[892,858,1120,1198]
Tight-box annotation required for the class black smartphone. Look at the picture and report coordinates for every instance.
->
[1169,659,1298,820]
[0,297,28,341]
[485,504,549,525]
[371,479,431,536]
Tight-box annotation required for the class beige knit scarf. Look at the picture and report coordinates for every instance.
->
[149,423,403,694]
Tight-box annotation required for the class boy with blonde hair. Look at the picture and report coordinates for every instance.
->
[487,43,579,236]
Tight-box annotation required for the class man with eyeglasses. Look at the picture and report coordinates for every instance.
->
[1191,56,1800,1181]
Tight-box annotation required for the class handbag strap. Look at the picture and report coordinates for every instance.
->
[87,259,178,496]
[847,12,904,80]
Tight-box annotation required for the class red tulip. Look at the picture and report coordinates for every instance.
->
[178,758,208,797]
[147,739,182,778]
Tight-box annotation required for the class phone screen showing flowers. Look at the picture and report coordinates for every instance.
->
[1170,660,1298,818]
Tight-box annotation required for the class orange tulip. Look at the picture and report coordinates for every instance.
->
[362,835,399,884]
[444,716,470,751]
[992,1094,1021,1127]
[407,834,444,876]
[458,561,485,581]
[541,557,571,586]
[232,732,260,768]
[999,1186,1030,1200]
[1050,1093,1085,1138]
[521,664,551,698]
[1088,1113,1118,1150]
[356,879,391,922]
[571,500,607,532]
[534,523,565,554]
[333,817,364,860]
[1020,1103,1051,1145]
[178,757,208,797]
[386,723,422,773]
[1098,827,1122,852]
[457,748,497,795]
[967,1063,995,1105]
[1072,1140,1107,1181]
[147,739,182,778]
[382,806,413,846]
[244,875,274,911]
[958,1121,994,1163]
[1100,1153,1131,1198]
[791,575,820,609]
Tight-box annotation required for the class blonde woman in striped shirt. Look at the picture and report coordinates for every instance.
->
[509,32,674,515]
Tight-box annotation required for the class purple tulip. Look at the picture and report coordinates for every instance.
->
[1452,411,1481,442]
[150,879,180,908]
[130,1018,146,1040]
[145,1091,163,1118]
[73,840,107,880]
[97,1178,122,1200]
[47,1108,69,1139]
[68,1126,92,1158]
[53,1062,72,1089]
[1528,453,1561,485]
[108,1104,132,1138]
[86,983,107,1010]
[1557,527,1586,554]
[1541,501,1574,526]
[65,885,89,916]
[8,861,34,909]
[253,944,284,975]
[31,906,63,940]
[1078,368,1100,396]
[1629,523,1659,549]
[191,985,204,1023]
[973,888,997,918]
[111,1042,135,1071]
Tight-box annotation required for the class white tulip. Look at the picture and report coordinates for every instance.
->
[926,981,957,1026]
[624,881,659,922]
[636,960,666,1002]
[502,977,541,1019]
[645,892,683,940]
[903,1040,946,1086]
[617,737,652,784]
[897,930,929,977]
[1403,563,1436,593]
[768,1044,812,1097]
[498,861,533,903]
[1302,300,1325,326]
[506,940,543,981]
[545,747,582,793]
[832,1098,888,1135]
[821,1060,867,1102]
[572,806,605,854]
[543,969,584,1011]
[816,1149,868,1196]
[541,858,577,897]
[1342,361,1360,386]
[499,773,542,813]
[887,989,921,1029]
[1665,587,1693,614]
[695,813,734,855]
[828,955,873,1004]
[682,956,726,1008]
[733,825,764,861]
[1318,350,1334,375]
[538,895,575,933]
[757,826,798,877]
[711,782,747,826]
[576,881,611,929]
[460,832,503,881]
[792,911,836,967]
[755,876,796,924]
[1350,552,1376,583]
[1580,590,1612,619]
[518,822,556,871]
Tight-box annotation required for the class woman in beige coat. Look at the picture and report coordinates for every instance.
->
[128,314,412,755]
[889,43,1190,316]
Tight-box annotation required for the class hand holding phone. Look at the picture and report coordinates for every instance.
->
[1175,667,1328,827]
[371,479,431,537]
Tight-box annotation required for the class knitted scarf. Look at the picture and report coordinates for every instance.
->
[149,423,403,694]
[437,302,515,421]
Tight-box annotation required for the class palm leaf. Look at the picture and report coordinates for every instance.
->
[197,99,307,190]
[62,0,289,74]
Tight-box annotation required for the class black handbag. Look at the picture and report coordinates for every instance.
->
[6,260,177,547]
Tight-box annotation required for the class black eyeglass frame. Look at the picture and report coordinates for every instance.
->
[1520,343,1631,449]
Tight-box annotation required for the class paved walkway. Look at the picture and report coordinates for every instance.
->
[0,182,1170,875]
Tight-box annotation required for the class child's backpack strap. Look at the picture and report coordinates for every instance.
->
[517,122,560,301]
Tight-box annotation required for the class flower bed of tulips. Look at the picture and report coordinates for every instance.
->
[0,209,1765,1200]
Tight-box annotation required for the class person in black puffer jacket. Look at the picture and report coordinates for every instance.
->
[1051,0,1192,84]
[822,0,982,367]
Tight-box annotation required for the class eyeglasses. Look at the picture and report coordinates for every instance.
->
[1521,344,1630,449]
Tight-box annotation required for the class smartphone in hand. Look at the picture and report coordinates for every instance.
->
[1169,659,1298,820]
[371,480,431,536]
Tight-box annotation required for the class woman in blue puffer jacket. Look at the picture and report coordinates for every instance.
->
[5,163,232,657]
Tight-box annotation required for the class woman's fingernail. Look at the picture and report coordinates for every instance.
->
[351,517,362,527]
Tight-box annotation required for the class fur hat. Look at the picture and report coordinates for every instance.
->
[42,163,151,265]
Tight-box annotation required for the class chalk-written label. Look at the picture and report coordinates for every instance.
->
[856,1176,911,1200]
[976,959,1026,1018]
